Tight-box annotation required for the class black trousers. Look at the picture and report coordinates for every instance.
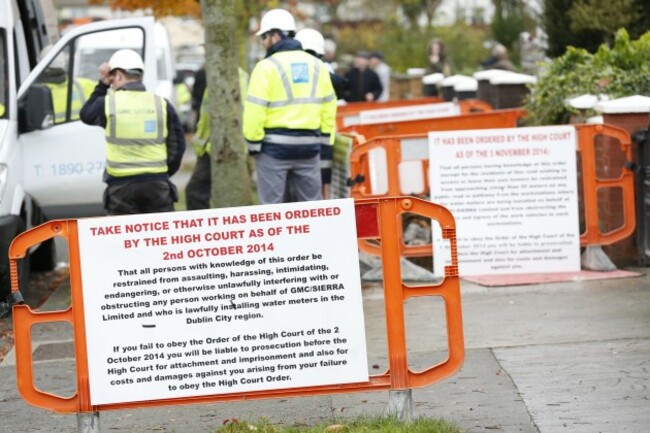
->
[105,180,176,215]
[185,152,211,210]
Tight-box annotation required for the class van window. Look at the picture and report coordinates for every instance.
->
[0,30,7,118]
[74,27,145,80]
[32,45,89,124]
[13,22,30,90]
[18,27,146,126]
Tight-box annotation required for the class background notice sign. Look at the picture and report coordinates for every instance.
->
[357,102,460,126]
[428,125,581,276]
[77,199,368,405]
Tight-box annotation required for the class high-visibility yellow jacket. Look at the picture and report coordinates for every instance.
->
[193,68,249,157]
[243,39,337,159]
[104,90,168,177]
[45,77,95,123]
[175,82,192,106]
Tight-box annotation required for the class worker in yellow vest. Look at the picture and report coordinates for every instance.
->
[39,45,95,123]
[80,49,186,215]
[185,67,249,210]
[243,9,337,204]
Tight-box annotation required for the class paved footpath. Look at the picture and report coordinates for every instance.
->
[0,269,648,433]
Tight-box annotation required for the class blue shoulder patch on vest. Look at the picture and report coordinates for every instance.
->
[144,120,157,133]
[290,63,310,83]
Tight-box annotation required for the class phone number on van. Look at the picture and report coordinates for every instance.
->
[33,161,106,177]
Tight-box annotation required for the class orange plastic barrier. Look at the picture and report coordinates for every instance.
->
[8,197,464,413]
[576,124,636,246]
[336,99,492,131]
[345,108,526,146]
[336,97,443,115]
[348,124,636,257]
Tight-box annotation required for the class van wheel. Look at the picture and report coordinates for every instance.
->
[30,238,56,271]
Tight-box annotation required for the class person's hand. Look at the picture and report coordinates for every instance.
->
[365,92,375,102]
[99,62,112,86]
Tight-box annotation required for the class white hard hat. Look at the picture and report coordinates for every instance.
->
[256,9,296,36]
[108,49,144,72]
[295,29,325,56]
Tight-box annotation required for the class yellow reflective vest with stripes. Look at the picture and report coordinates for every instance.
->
[243,42,337,159]
[104,91,168,177]
[44,77,95,123]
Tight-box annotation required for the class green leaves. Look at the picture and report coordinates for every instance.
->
[524,29,650,126]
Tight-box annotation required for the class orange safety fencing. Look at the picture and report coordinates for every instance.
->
[336,96,443,115]
[345,108,526,147]
[8,197,464,414]
[576,124,636,247]
[345,109,526,205]
[348,123,636,257]
[336,99,492,131]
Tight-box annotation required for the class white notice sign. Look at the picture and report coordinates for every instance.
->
[357,102,461,126]
[429,126,581,276]
[78,199,368,405]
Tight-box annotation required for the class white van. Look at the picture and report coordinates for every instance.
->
[0,2,162,296]
[74,22,176,106]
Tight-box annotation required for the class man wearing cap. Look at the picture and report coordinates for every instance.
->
[80,49,186,215]
[343,51,383,103]
[243,9,337,205]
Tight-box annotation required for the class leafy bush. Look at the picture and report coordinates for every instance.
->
[524,28,650,125]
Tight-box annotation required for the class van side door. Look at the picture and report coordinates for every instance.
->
[17,17,157,220]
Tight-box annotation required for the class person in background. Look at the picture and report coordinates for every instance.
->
[294,28,346,199]
[185,67,249,210]
[80,49,186,215]
[174,74,192,131]
[191,65,206,127]
[343,51,382,103]
[426,38,452,76]
[295,29,348,100]
[323,38,339,72]
[243,9,337,205]
[39,45,95,123]
[482,43,515,71]
[369,51,390,102]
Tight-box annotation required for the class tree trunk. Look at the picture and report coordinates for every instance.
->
[200,0,253,208]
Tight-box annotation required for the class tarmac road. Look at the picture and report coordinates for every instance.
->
[0,268,648,433]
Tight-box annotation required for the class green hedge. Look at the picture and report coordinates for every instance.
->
[524,29,650,126]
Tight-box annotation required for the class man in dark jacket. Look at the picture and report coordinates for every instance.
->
[343,51,383,103]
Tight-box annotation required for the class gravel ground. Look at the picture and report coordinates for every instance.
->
[0,267,69,363]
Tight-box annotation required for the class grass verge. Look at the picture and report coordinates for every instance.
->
[214,416,463,433]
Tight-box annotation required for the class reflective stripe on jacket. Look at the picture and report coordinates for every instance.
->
[45,77,95,123]
[104,91,169,177]
[243,47,337,159]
